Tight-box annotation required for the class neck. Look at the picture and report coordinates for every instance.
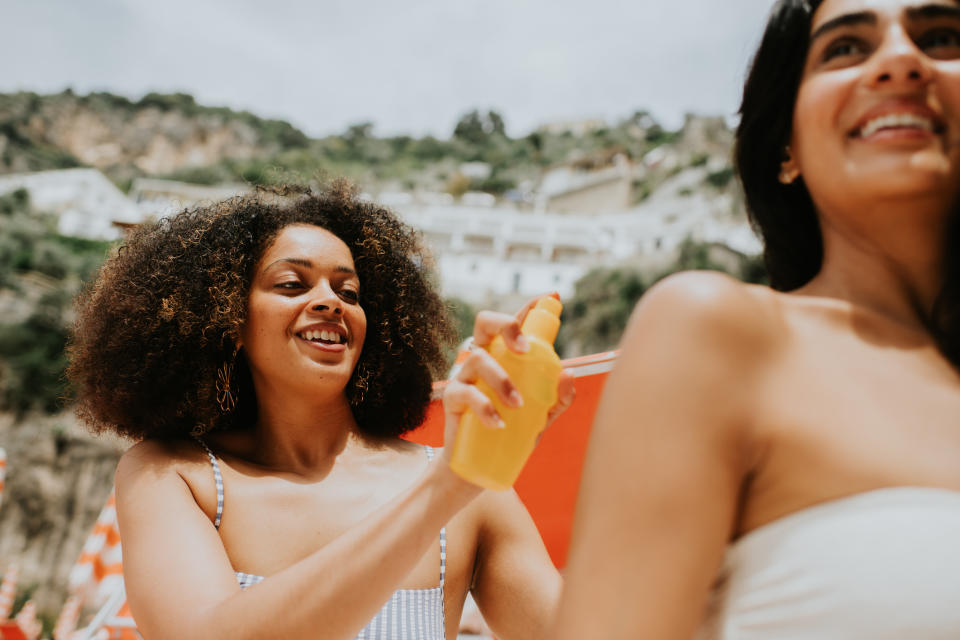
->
[799,196,948,331]
[249,382,360,476]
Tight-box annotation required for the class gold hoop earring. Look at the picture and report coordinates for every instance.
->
[778,168,800,185]
[216,349,239,413]
[779,146,800,185]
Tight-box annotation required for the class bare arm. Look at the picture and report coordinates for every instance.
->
[469,489,563,640]
[549,272,774,640]
[447,296,572,639]
[117,444,480,640]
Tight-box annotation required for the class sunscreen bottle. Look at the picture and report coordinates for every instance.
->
[450,296,563,490]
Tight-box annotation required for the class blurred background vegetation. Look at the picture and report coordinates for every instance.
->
[0,189,111,415]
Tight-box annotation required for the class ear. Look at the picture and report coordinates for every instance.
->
[779,146,801,185]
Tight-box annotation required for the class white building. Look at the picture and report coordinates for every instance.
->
[0,168,145,240]
[393,176,759,307]
[129,177,249,219]
[0,169,759,309]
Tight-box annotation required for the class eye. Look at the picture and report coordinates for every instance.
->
[274,280,304,291]
[339,288,360,303]
[822,37,868,63]
[918,27,960,58]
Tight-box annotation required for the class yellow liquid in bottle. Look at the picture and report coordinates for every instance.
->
[449,297,562,490]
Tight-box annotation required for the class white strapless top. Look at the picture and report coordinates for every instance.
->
[698,487,960,639]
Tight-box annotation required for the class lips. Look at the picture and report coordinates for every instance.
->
[295,324,347,347]
[850,102,945,140]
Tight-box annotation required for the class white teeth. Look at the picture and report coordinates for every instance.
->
[300,329,344,343]
[859,113,934,138]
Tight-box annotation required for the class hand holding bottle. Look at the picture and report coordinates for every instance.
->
[441,295,575,490]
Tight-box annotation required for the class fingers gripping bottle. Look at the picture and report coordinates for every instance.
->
[450,297,563,490]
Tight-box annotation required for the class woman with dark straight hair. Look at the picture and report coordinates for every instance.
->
[550,0,960,637]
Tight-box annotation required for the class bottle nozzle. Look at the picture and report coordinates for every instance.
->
[522,296,562,344]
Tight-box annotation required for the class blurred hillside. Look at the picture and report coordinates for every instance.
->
[0,90,307,186]
[0,90,755,310]
[0,90,734,201]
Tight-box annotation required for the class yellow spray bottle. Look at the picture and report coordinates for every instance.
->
[450,296,563,490]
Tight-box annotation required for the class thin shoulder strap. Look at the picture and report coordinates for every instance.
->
[194,437,224,530]
[424,445,447,588]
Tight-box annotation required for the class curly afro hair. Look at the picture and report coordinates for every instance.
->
[68,181,457,441]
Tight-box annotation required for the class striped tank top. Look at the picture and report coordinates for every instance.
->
[197,439,447,640]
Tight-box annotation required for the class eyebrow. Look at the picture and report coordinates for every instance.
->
[261,258,357,276]
[811,3,960,45]
[905,4,960,20]
[810,11,876,45]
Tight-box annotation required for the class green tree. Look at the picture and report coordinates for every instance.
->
[0,190,112,415]
[344,121,375,145]
[446,297,477,344]
[559,239,767,357]
[0,302,70,415]
[453,110,508,146]
[444,297,478,367]
[558,268,648,357]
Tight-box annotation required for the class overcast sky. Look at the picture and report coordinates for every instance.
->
[5,0,776,138]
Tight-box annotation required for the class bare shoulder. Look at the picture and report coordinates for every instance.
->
[115,438,219,513]
[115,437,228,536]
[116,438,206,482]
[625,270,784,365]
[603,271,788,449]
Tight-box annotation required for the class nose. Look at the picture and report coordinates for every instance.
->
[308,281,343,315]
[867,26,933,89]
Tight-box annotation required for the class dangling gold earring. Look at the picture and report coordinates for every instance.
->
[216,348,239,413]
[779,146,800,185]
[779,169,800,185]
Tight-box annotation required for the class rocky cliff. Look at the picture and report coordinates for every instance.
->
[0,411,125,619]
[0,91,309,181]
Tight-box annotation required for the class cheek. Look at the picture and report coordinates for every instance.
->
[939,69,960,132]
[793,86,836,156]
[791,68,860,152]
[353,311,368,351]
[241,299,287,348]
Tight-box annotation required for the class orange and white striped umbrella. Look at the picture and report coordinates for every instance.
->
[101,600,141,640]
[13,600,41,640]
[69,489,124,606]
[0,563,19,620]
[53,594,82,640]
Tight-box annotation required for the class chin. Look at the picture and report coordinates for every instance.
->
[863,174,954,200]
[842,160,955,197]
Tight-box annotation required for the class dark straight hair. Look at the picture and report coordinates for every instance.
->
[735,0,960,367]
[735,0,824,293]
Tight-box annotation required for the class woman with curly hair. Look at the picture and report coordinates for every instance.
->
[551,0,960,638]
[68,181,571,640]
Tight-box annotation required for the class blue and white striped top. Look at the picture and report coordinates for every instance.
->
[196,439,447,640]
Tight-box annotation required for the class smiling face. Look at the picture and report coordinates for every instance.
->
[787,0,960,215]
[239,224,366,400]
